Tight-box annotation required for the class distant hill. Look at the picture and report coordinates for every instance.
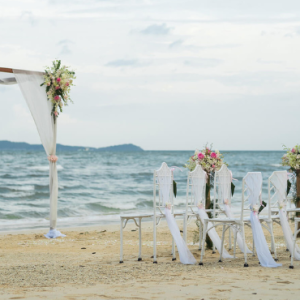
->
[0,140,144,152]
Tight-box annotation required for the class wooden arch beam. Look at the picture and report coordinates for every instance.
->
[0,67,13,73]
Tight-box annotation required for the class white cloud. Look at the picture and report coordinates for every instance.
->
[0,0,300,150]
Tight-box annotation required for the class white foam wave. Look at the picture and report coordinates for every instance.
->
[29,165,64,171]
[270,164,282,167]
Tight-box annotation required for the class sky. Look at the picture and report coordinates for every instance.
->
[0,0,299,150]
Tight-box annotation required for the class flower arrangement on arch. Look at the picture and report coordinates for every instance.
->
[282,145,300,171]
[184,145,226,173]
[40,60,76,121]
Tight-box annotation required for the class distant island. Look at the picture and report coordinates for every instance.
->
[0,141,144,152]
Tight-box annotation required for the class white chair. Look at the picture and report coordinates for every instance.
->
[184,165,207,250]
[269,170,300,221]
[119,212,153,263]
[200,172,280,267]
[290,218,300,269]
[269,171,300,260]
[214,165,252,255]
[153,162,176,263]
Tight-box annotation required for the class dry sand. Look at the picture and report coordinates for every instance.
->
[0,219,299,300]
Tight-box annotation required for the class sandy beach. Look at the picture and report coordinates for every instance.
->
[0,219,299,300]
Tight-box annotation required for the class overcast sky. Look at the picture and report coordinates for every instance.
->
[0,0,299,150]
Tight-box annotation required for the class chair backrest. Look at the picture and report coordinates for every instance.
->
[213,164,232,215]
[269,171,287,215]
[241,172,263,220]
[153,162,174,215]
[186,165,207,214]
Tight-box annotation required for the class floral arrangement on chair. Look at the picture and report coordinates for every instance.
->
[185,146,225,173]
[40,60,76,121]
[282,145,300,215]
[282,145,300,171]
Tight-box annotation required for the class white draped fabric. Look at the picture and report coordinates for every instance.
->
[218,169,252,254]
[157,170,196,264]
[245,173,281,267]
[191,173,233,259]
[13,70,65,239]
[271,172,300,260]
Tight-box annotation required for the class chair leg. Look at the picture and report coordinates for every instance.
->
[183,213,187,243]
[172,236,176,261]
[120,218,124,263]
[269,221,277,260]
[219,225,226,262]
[199,221,207,265]
[199,221,202,250]
[138,218,142,261]
[233,227,238,259]
[242,225,248,267]
[153,217,157,264]
[290,221,298,269]
[228,227,232,250]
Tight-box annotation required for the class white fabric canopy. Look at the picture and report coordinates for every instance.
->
[157,166,196,264]
[12,69,65,239]
[245,173,281,267]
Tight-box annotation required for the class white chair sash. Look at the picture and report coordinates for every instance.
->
[158,171,196,264]
[245,173,281,267]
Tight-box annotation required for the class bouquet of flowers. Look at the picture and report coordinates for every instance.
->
[282,145,300,171]
[185,146,225,173]
[41,60,76,121]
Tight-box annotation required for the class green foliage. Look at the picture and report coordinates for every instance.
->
[231,182,235,196]
[258,201,267,214]
[173,180,177,198]
[287,180,291,196]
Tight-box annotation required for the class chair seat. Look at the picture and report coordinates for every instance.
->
[204,214,280,224]
[120,213,153,219]
[286,208,300,212]
[271,208,300,213]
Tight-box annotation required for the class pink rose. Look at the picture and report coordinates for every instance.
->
[291,148,295,153]
[212,164,215,168]
[211,152,217,158]
[198,153,205,160]
[206,148,211,154]
[55,86,60,90]
[56,78,61,82]
[48,155,58,163]
[54,111,58,116]
[54,95,60,101]
[65,82,69,86]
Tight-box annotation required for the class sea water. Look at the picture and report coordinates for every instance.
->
[0,150,287,231]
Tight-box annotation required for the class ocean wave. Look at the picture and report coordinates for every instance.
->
[28,165,64,171]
